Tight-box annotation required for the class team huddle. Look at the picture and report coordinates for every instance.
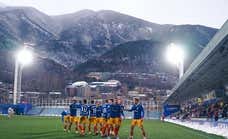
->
[61,98,146,139]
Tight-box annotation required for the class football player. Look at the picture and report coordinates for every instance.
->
[127,98,146,139]
[95,101,103,135]
[79,99,90,135]
[101,99,111,137]
[61,110,70,132]
[88,100,97,135]
[108,98,124,139]
[68,99,80,133]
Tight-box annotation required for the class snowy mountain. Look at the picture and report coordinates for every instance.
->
[0,6,218,91]
[0,8,217,67]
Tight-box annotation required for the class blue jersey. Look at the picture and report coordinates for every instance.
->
[102,103,110,118]
[129,104,144,119]
[96,105,103,117]
[69,103,79,116]
[89,104,97,117]
[80,104,90,116]
[61,110,68,122]
[110,104,124,118]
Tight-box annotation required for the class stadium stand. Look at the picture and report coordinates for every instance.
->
[164,20,228,138]
[165,20,228,104]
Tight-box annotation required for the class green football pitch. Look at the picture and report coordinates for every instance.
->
[0,116,224,139]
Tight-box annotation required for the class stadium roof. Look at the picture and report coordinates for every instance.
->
[166,20,228,104]
[89,80,121,88]
[72,81,88,87]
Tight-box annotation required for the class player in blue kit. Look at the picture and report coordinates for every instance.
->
[88,100,97,135]
[79,99,90,135]
[61,109,70,131]
[68,99,80,133]
[106,99,114,138]
[101,99,111,137]
[95,101,103,135]
[108,98,124,139]
[126,98,146,139]
[117,98,125,134]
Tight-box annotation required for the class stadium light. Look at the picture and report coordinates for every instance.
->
[166,43,185,79]
[16,47,33,66]
[13,44,33,105]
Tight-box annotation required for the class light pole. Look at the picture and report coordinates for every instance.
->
[166,43,185,79]
[13,45,33,104]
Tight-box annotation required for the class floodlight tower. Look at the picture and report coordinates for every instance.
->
[166,43,185,79]
[13,44,33,104]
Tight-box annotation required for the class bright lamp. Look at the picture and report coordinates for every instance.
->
[166,43,184,65]
[16,48,33,66]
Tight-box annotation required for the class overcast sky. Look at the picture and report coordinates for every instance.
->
[0,0,228,28]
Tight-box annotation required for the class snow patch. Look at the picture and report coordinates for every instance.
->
[81,34,92,46]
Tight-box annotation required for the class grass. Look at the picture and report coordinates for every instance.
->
[0,115,224,139]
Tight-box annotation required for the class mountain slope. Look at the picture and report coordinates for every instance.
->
[0,6,219,91]
[76,40,174,73]
[76,40,180,89]
[75,39,206,89]
[50,10,217,67]
[0,7,217,68]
